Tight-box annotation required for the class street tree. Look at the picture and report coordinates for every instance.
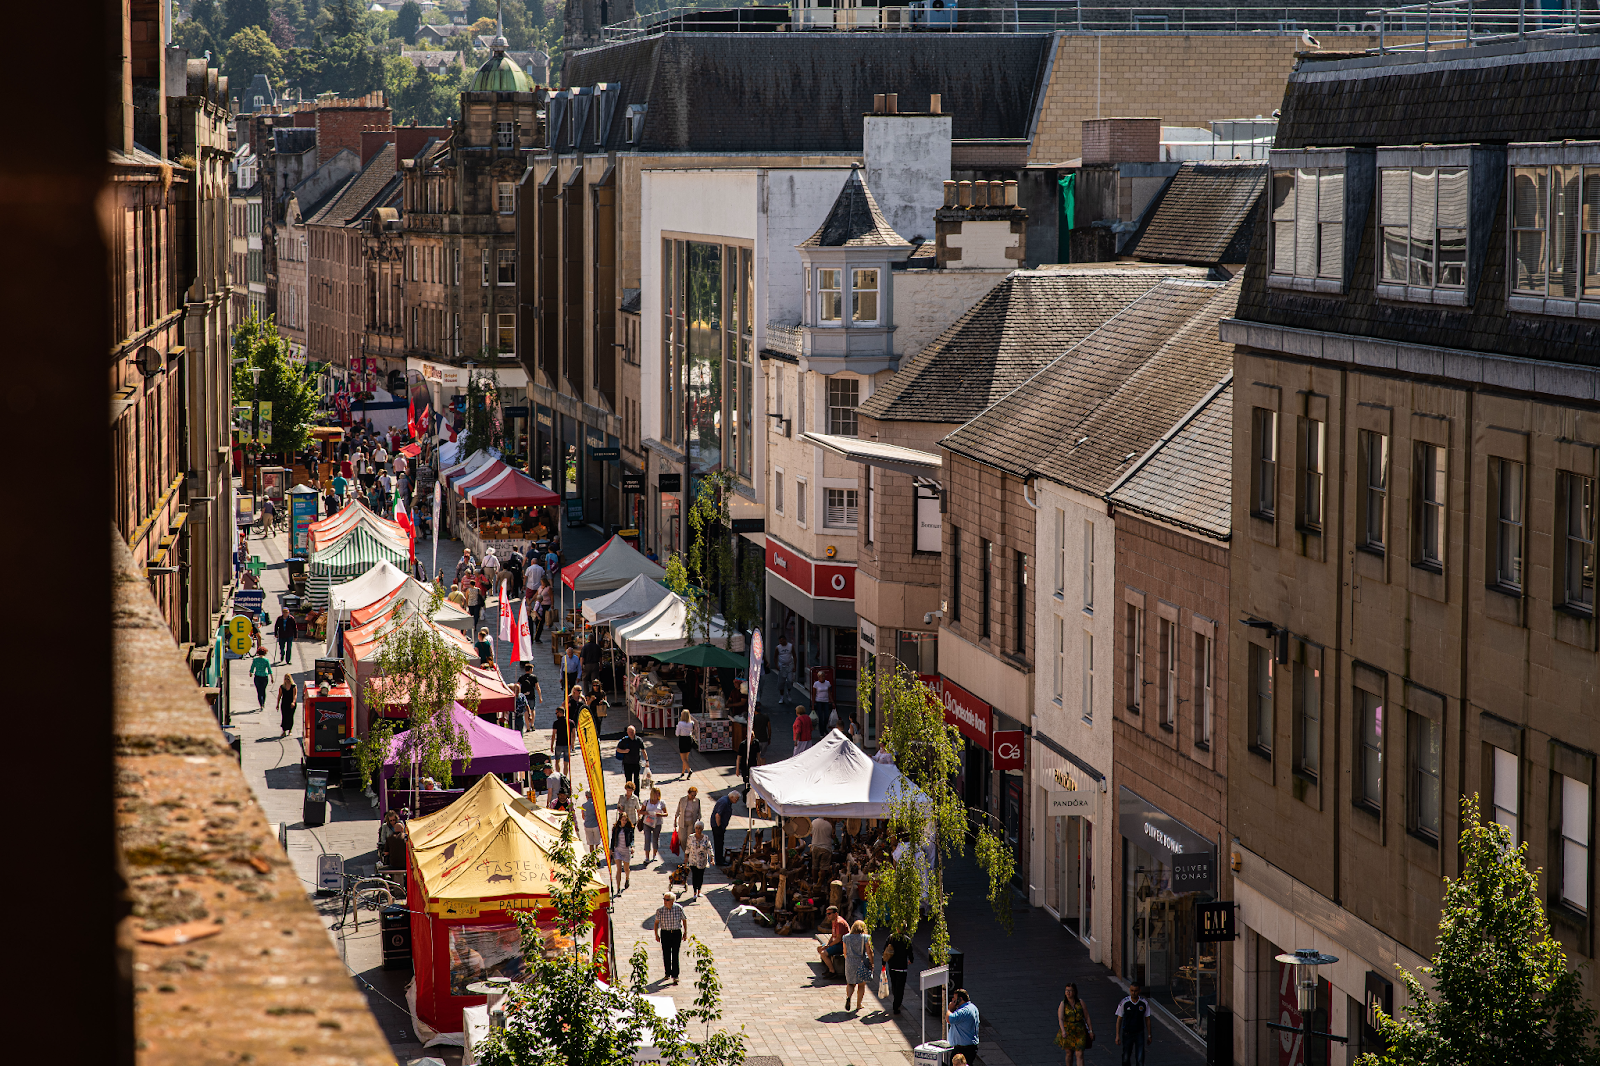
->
[224,24,284,87]
[474,814,747,1066]
[682,470,762,647]
[395,0,423,42]
[461,366,504,459]
[1357,800,1600,1066]
[862,665,1017,962]
[353,592,477,797]
[230,314,318,455]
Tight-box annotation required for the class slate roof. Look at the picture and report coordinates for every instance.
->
[800,167,907,249]
[620,288,641,314]
[1108,380,1233,541]
[1129,160,1267,266]
[562,33,1052,152]
[858,266,1207,425]
[307,143,399,228]
[941,276,1241,497]
[1235,39,1600,368]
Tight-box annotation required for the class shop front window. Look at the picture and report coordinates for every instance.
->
[1045,807,1092,940]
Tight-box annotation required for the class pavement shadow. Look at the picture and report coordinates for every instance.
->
[263,765,304,790]
[815,1009,859,1024]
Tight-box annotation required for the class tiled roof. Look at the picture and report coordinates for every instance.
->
[1130,160,1267,266]
[858,266,1207,425]
[941,276,1241,497]
[307,143,398,228]
[1108,380,1233,541]
[563,33,1052,152]
[800,167,907,249]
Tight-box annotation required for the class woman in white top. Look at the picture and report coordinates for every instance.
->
[640,786,668,862]
[675,709,695,779]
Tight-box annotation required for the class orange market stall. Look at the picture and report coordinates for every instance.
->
[406,776,612,1036]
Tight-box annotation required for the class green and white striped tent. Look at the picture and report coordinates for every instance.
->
[306,525,409,609]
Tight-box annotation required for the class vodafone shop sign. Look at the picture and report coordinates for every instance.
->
[765,537,856,601]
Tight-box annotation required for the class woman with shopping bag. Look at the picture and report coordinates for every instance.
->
[673,786,701,863]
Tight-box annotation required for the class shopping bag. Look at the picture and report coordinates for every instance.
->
[670,830,680,855]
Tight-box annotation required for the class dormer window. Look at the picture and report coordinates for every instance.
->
[1373,144,1499,308]
[852,269,879,324]
[818,269,843,323]
[1266,147,1373,295]
[625,105,646,145]
[1507,143,1600,318]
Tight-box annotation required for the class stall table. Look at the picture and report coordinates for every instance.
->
[694,714,734,753]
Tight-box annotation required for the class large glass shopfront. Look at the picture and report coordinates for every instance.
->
[661,238,754,486]
[1120,787,1218,1041]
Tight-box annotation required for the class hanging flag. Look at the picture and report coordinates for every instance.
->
[746,628,763,767]
[511,601,529,664]
[499,593,512,643]
[431,481,442,583]
[393,497,416,563]
[577,707,611,884]
[407,396,417,440]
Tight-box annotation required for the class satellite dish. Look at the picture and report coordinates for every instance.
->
[135,346,164,377]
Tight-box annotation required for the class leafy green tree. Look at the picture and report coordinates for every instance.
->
[174,18,219,63]
[474,814,747,1066]
[395,0,423,41]
[325,0,363,36]
[500,1,532,47]
[462,367,505,458]
[386,59,465,125]
[193,0,226,37]
[1357,800,1600,1066]
[352,591,477,793]
[682,471,762,648]
[861,666,1017,960]
[274,0,308,32]
[224,24,284,87]
[226,0,272,35]
[230,314,316,454]
[267,7,295,47]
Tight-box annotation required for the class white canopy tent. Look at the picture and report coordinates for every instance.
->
[326,560,408,619]
[581,573,675,625]
[748,729,929,820]
[613,593,744,657]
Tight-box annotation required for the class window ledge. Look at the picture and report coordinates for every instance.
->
[1406,828,1441,849]
[1193,739,1210,752]
[1352,799,1382,819]
[1052,591,1065,602]
[1357,543,1386,559]
[1413,560,1444,576]
[1487,581,1524,600]
[1268,273,1345,295]
[112,534,393,1066]
[1551,900,1591,934]
[1248,743,1272,761]
[1508,294,1600,320]
[1159,721,1175,733]
[1555,602,1596,620]
[1293,767,1319,787]
[1251,510,1276,524]
[1375,282,1469,308]
[1296,523,1324,537]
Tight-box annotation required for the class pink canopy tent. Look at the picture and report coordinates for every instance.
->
[378,701,532,813]
[465,465,561,508]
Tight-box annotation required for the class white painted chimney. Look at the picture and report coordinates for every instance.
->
[863,102,952,245]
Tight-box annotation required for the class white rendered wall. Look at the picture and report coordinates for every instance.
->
[863,114,952,244]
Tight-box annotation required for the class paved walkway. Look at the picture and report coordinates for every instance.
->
[229,509,1205,1066]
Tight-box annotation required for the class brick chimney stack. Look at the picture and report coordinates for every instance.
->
[1081,118,1161,165]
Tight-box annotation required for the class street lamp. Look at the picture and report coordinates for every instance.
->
[1268,949,1345,1060]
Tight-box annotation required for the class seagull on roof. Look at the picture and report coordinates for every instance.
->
[1301,29,1321,48]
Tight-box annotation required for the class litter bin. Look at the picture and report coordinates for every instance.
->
[304,769,329,827]
[381,904,413,971]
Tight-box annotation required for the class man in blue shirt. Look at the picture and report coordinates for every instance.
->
[709,789,741,865]
[1115,983,1153,1066]
[946,988,981,1064]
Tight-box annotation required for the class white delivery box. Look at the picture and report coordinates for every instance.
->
[914,1041,953,1066]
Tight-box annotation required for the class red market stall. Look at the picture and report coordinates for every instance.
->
[301,681,355,777]
[407,776,612,1034]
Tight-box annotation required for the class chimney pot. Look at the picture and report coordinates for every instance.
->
[929,93,942,115]
[886,93,898,115]
[873,94,886,115]
[1004,179,1018,206]
[957,180,972,207]
[943,179,957,207]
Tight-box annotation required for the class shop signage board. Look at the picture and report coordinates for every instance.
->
[233,589,265,615]
[935,675,992,749]
[658,473,681,492]
[589,447,620,461]
[992,730,1024,771]
[1118,785,1216,891]
[1047,784,1092,815]
[621,475,645,493]
[1196,901,1236,942]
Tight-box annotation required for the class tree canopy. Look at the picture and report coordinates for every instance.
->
[231,314,318,455]
[1357,800,1600,1066]
[226,0,273,37]
[224,25,284,89]
[395,0,423,42]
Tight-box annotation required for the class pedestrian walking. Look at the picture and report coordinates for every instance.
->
[710,789,740,865]
[551,705,573,777]
[675,709,695,778]
[842,919,874,1012]
[641,786,667,863]
[812,672,833,732]
[673,786,701,862]
[883,926,914,1015]
[775,635,795,694]
[277,673,298,737]
[684,822,712,900]
[533,578,553,642]
[1058,982,1094,1066]
[475,628,494,668]
[653,892,688,985]
[946,989,982,1065]
[616,725,645,790]
[515,662,541,733]
[273,610,298,664]
[1114,983,1152,1066]
[610,815,633,893]
[792,703,814,755]
[250,649,273,709]
[582,789,603,849]
[616,780,642,847]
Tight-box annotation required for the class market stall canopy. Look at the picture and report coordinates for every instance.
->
[613,594,744,657]
[328,560,409,616]
[466,464,562,508]
[306,525,411,608]
[308,499,408,553]
[581,573,675,625]
[749,729,930,820]
[408,774,531,852]
[561,535,667,592]
[350,578,474,634]
[651,642,749,670]
[454,459,510,496]
[440,448,499,488]
[382,702,530,779]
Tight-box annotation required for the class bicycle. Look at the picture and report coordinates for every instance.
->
[329,871,396,931]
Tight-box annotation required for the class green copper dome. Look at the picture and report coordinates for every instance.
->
[468,38,536,92]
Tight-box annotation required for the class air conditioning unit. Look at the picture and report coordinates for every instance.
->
[910,0,957,26]
[1362,21,1381,31]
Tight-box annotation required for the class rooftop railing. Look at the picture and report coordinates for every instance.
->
[1366,0,1600,52]
[600,5,1418,41]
